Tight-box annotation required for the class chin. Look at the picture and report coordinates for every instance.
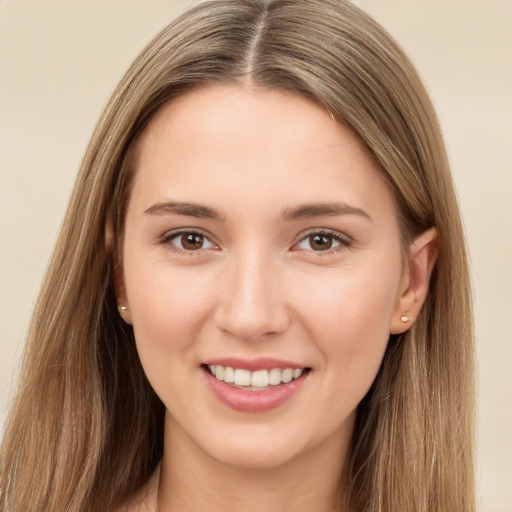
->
[208,441,305,471]
[195,420,340,472]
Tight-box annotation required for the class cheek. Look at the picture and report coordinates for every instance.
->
[295,262,398,334]
[294,265,399,394]
[123,260,216,383]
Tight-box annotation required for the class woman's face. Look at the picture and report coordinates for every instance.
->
[121,85,410,469]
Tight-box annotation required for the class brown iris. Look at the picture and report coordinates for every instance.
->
[181,232,205,250]
[309,234,333,251]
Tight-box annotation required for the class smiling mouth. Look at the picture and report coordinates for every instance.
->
[204,364,311,391]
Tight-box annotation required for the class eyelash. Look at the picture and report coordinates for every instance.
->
[160,228,217,255]
[293,229,352,255]
[159,228,352,255]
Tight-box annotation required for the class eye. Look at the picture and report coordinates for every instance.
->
[294,230,351,253]
[165,230,216,251]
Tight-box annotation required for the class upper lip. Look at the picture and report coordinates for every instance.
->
[203,357,307,371]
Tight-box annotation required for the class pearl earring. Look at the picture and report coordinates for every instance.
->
[118,304,128,314]
[400,315,409,323]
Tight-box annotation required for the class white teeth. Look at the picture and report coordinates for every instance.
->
[234,369,251,386]
[223,366,235,383]
[208,365,306,389]
[251,369,269,387]
[268,368,282,385]
[281,368,293,383]
[215,365,224,380]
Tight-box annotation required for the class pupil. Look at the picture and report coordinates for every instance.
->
[183,233,203,250]
[311,234,332,250]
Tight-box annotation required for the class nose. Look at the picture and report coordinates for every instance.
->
[213,249,290,341]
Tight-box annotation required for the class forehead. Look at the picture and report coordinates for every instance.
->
[129,85,396,225]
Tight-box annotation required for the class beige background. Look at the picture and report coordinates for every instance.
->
[1,1,511,510]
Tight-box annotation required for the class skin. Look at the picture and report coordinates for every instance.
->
[114,85,437,511]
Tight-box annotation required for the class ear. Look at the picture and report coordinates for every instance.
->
[105,214,133,325]
[390,227,438,334]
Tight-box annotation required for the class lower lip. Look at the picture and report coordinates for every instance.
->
[204,369,308,413]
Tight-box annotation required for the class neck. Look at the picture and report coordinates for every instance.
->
[156,414,352,512]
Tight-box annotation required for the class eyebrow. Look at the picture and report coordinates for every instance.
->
[144,200,372,223]
[282,202,372,222]
[144,201,224,221]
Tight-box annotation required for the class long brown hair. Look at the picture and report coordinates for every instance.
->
[0,1,475,510]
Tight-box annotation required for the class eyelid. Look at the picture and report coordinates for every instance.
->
[158,227,351,255]
[159,227,220,252]
[292,228,353,254]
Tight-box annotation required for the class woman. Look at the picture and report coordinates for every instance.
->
[0,0,475,511]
